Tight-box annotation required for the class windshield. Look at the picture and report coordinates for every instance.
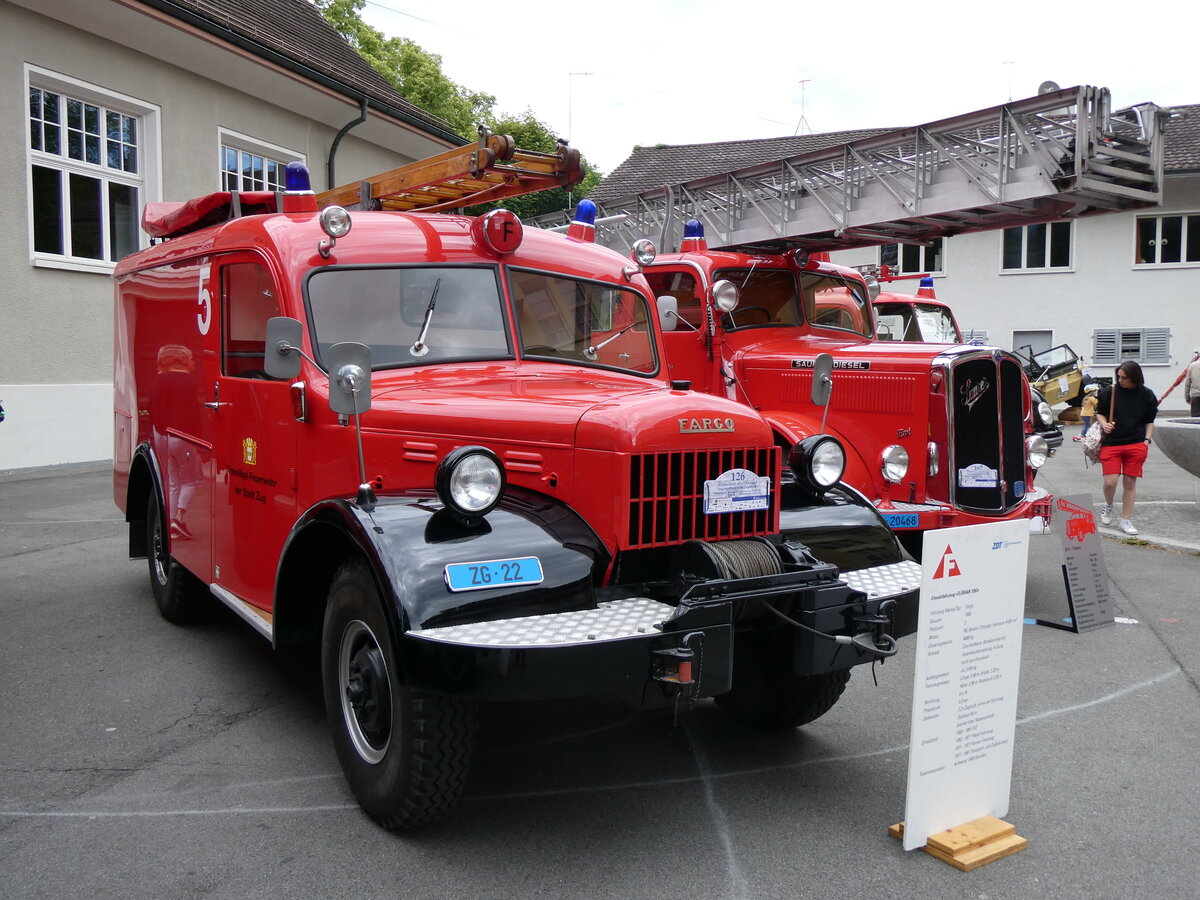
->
[875,302,961,342]
[509,268,657,375]
[305,265,511,369]
[713,267,873,338]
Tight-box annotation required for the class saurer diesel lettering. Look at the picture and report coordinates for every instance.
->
[112,134,921,832]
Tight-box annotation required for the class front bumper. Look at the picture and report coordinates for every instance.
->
[402,559,921,705]
[876,487,1053,531]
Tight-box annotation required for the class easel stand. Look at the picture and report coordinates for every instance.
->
[889,817,1028,871]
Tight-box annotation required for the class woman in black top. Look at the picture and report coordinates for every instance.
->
[1094,360,1158,535]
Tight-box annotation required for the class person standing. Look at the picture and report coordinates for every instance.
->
[1074,384,1099,441]
[1095,360,1158,535]
[1184,351,1200,417]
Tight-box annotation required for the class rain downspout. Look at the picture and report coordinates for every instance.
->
[328,96,368,190]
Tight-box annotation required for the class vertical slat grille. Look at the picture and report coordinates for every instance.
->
[627,447,778,549]
[949,355,1027,514]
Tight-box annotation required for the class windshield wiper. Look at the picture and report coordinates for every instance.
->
[584,321,639,361]
[408,278,441,357]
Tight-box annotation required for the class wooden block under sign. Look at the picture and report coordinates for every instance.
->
[926,816,1016,855]
[923,833,1027,871]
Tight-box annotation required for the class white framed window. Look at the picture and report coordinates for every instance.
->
[1092,327,1171,366]
[25,66,160,273]
[879,238,943,275]
[1002,222,1072,272]
[1135,213,1200,267]
[218,129,304,192]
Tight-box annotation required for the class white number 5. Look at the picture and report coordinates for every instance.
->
[196,264,212,335]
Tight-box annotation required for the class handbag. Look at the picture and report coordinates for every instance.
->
[1081,388,1115,465]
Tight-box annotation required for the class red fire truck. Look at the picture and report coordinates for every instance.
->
[113,134,920,830]
[593,213,1052,559]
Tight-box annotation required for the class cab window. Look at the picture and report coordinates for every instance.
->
[802,273,872,338]
[222,261,282,378]
[645,270,704,328]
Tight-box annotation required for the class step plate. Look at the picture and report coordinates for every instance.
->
[842,560,923,599]
[411,598,673,648]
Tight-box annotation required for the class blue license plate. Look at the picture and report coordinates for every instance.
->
[444,557,545,593]
[882,513,920,528]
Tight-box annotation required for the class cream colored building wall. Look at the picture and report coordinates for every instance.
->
[0,2,447,469]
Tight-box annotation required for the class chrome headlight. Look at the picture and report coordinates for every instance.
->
[789,435,846,492]
[1025,434,1049,470]
[1036,400,1054,427]
[319,205,352,239]
[436,446,505,522]
[631,239,656,266]
[926,441,939,477]
[881,444,909,483]
[712,279,740,313]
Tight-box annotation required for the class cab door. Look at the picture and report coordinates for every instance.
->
[208,256,298,611]
[645,267,718,394]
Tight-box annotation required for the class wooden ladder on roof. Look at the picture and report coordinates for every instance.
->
[316,126,584,213]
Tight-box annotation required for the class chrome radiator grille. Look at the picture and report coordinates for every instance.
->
[627,447,779,548]
[949,354,1027,514]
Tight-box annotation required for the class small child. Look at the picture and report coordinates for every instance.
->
[1074,384,1099,441]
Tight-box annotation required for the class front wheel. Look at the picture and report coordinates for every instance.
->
[322,559,476,830]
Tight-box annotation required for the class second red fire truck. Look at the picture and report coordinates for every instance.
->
[573,210,1053,559]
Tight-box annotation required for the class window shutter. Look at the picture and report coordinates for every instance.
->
[962,329,988,344]
[1092,329,1118,365]
[1144,328,1171,365]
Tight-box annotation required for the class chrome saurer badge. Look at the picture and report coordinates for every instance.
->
[959,377,991,412]
[679,417,735,433]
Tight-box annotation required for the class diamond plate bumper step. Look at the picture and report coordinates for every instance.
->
[410,560,921,649]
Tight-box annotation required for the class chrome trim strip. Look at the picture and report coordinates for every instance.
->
[209,583,273,641]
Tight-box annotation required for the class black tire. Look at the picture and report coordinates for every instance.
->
[716,634,851,730]
[322,558,476,830]
[145,492,208,623]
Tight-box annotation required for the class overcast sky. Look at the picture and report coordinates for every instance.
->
[359,0,1196,175]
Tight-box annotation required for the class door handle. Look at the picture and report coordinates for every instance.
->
[205,382,230,411]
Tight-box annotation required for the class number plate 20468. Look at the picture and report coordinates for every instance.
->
[444,557,545,593]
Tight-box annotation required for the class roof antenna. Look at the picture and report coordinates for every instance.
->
[793,79,813,136]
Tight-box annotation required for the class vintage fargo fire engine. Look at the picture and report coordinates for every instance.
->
[592,213,1054,559]
[113,134,921,829]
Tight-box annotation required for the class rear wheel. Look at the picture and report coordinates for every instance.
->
[145,492,208,623]
[716,633,851,729]
[322,558,476,830]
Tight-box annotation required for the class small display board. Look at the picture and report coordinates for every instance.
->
[903,520,1029,852]
[1042,493,1115,633]
[702,468,770,514]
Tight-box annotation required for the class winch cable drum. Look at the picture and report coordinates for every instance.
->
[679,538,897,659]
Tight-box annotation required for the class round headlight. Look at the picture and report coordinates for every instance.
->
[436,446,505,521]
[319,205,352,239]
[926,441,940,477]
[1036,400,1054,427]
[881,445,909,483]
[1025,434,1049,470]
[712,279,740,313]
[789,435,846,492]
[631,238,656,266]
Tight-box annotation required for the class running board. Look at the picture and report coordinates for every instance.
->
[210,583,274,641]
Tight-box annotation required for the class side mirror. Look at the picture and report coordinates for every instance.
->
[326,341,373,416]
[657,296,678,332]
[811,352,834,407]
[265,317,304,380]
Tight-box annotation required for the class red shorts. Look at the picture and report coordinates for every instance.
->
[1099,442,1148,477]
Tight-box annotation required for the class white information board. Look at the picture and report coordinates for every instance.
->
[903,520,1029,851]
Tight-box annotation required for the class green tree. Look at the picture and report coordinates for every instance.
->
[314,0,601,215]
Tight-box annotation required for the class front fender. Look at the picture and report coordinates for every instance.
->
[779,482,905,572]
[276,486,610,643]
[763,409,873,492]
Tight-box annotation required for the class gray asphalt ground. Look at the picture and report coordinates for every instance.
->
[1,453,1198,900]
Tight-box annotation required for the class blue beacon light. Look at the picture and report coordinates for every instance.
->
[285,162,312,193]
[574,199,597,225]
[684,219,704,239]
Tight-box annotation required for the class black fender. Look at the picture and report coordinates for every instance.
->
[779,481,906,572]
[273,485,610,656]
[125,441,164,559]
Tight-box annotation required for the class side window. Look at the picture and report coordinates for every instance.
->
[645,270,703,327]
[218,129,303,192]
[880,238,943,275]
[221,262,281,378]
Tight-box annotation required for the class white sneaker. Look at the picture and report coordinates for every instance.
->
[1120,519,1138,535]
[1100,504,1114,525]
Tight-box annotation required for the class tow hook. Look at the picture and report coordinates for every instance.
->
[850,599,899,659]
[652,647,695,689]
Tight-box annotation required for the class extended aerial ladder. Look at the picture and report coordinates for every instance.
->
[317,125,583,212]
[532,85,1166,254]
